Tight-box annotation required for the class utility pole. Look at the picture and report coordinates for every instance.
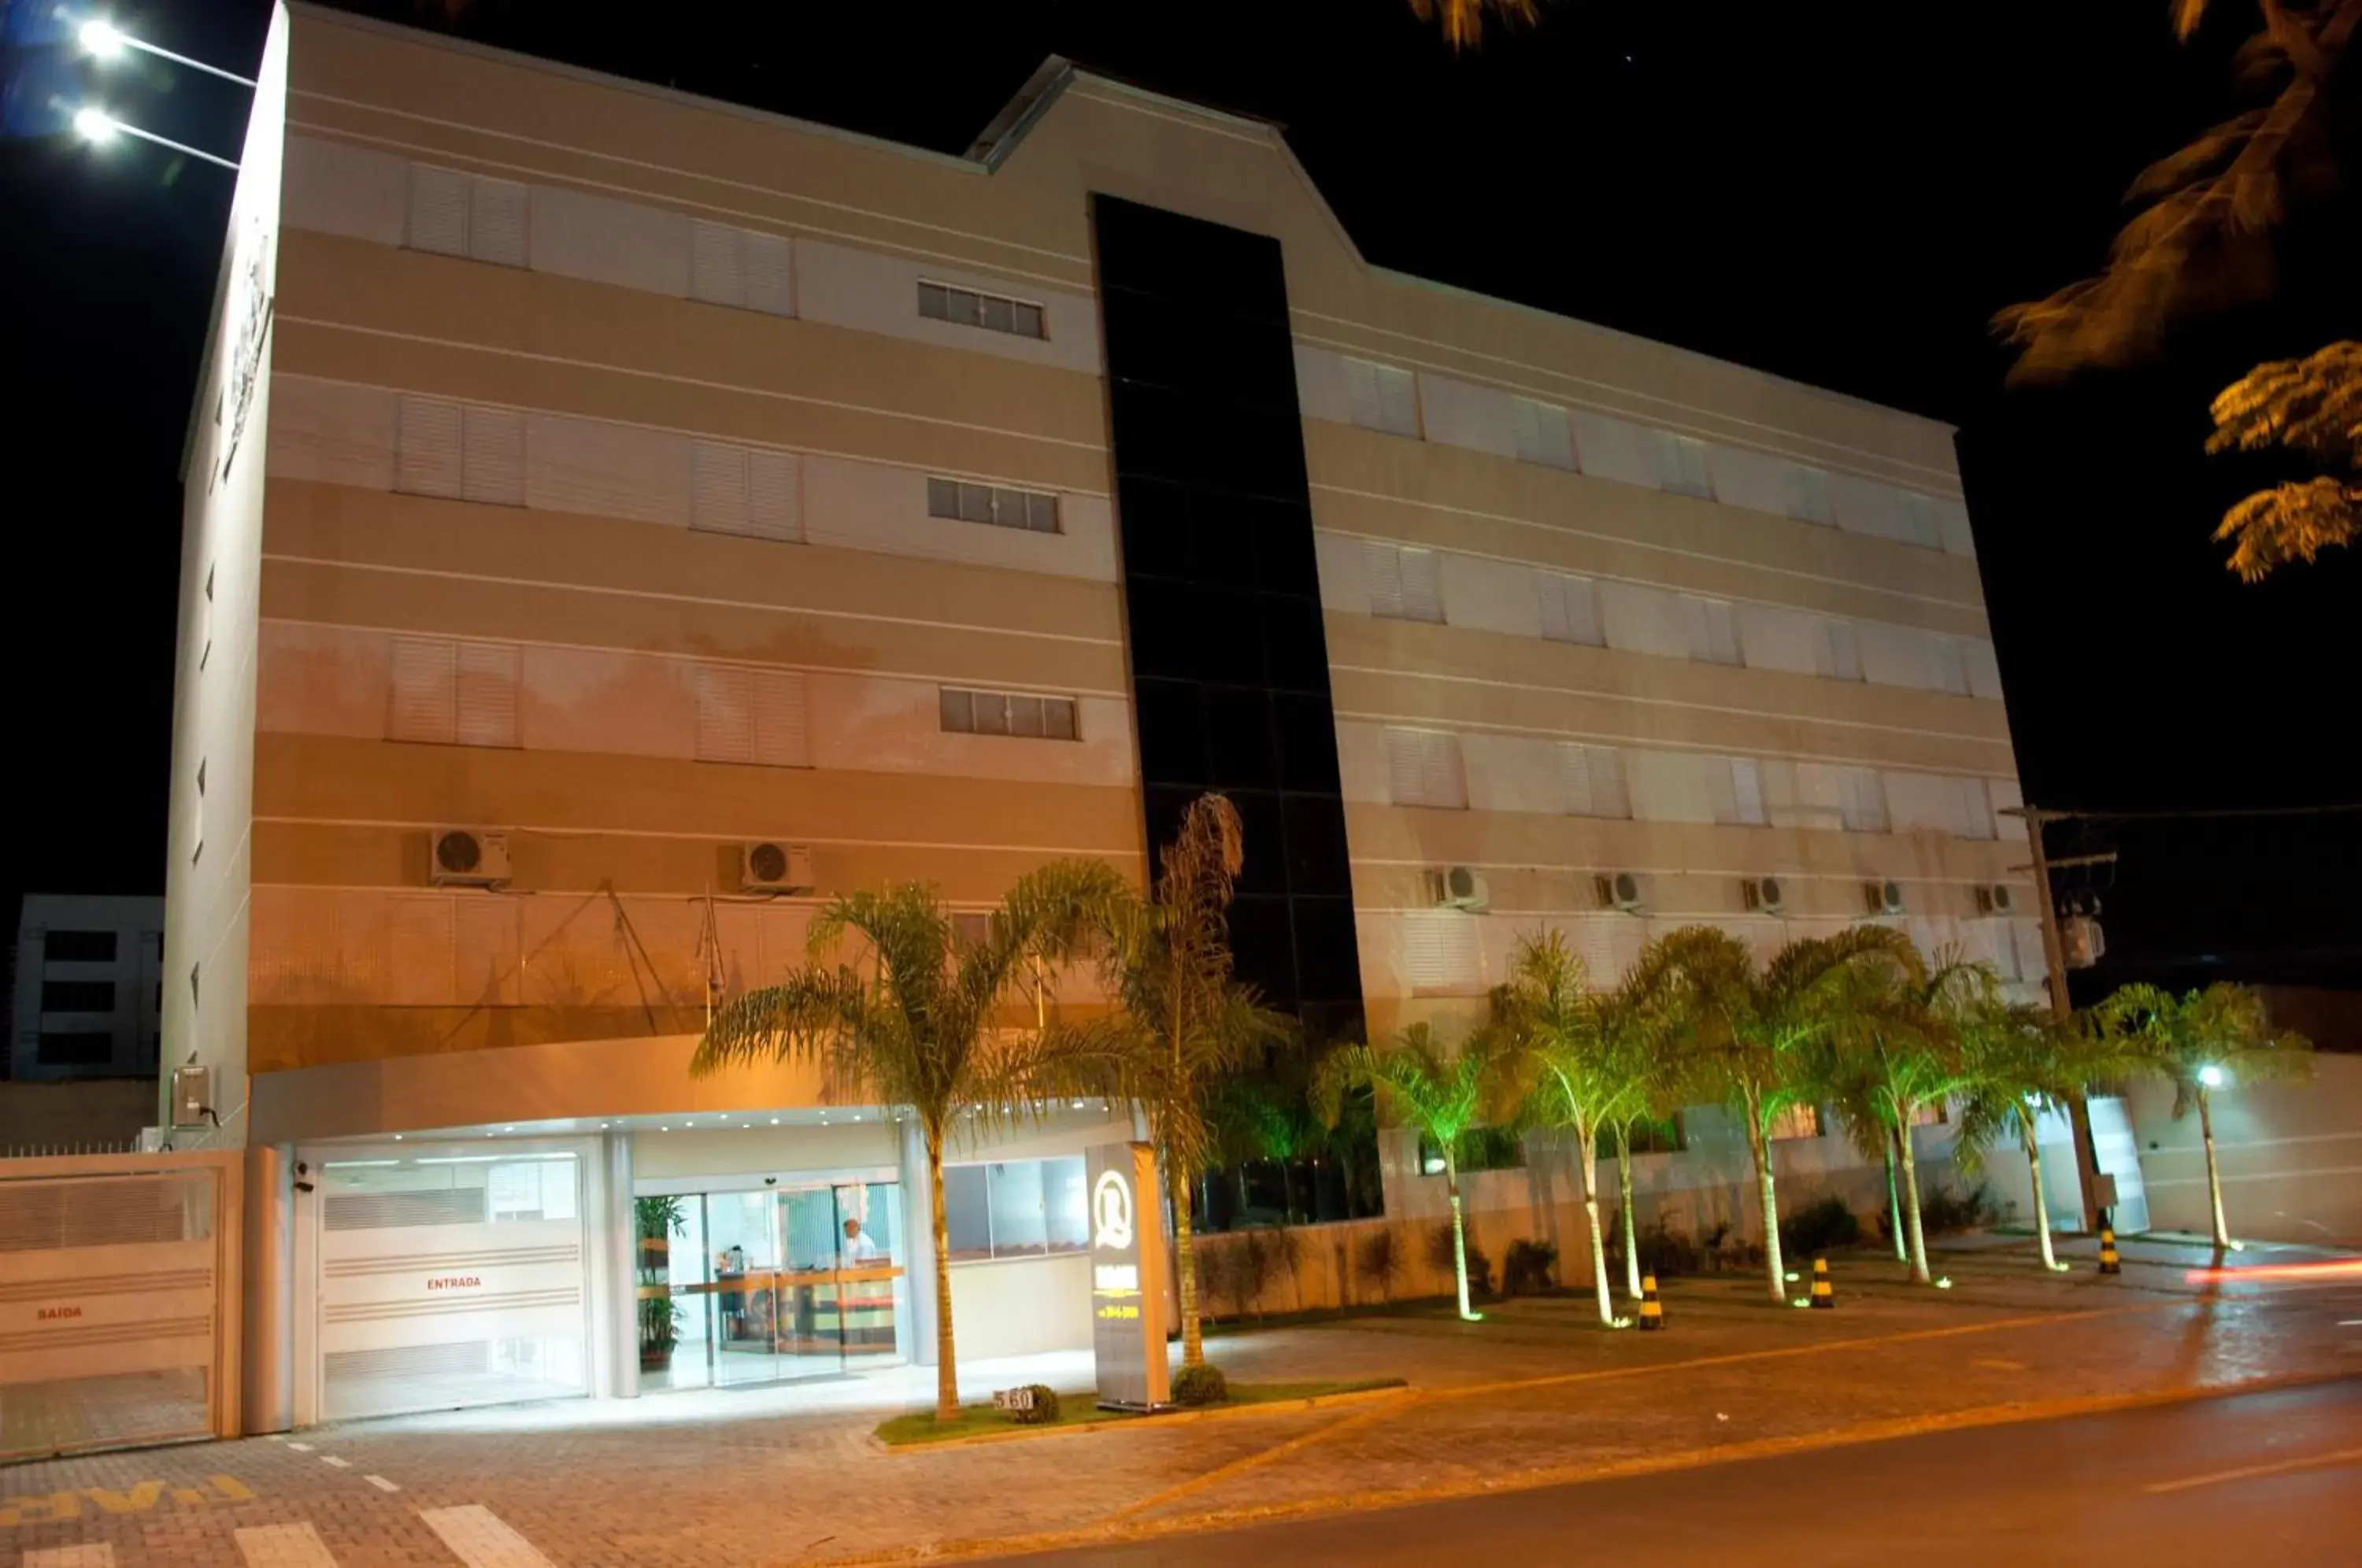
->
[2005,806,2117,1233]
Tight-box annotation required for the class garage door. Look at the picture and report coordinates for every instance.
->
[317,1149,587,1422]
[0,1153,239,1462]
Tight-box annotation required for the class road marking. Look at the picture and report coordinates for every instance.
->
[23,1546,117,1566]
[319,1456,350,1470]
[364,1476,401,1493]
[284,1443,313,1453]
[233,1522,339,1567]
[418,1505,553,1568]
[2144,1446,2362,1494]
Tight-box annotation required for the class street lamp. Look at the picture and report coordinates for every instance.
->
[71,102,239,169]
[63,9,257,87]
[71,105,116,142]
[2197,1064,2227,1089]
[77,18,126,60]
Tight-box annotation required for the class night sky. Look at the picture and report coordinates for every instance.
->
[2,0,2354,1005]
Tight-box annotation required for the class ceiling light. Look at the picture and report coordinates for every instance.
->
[79,20,128,61]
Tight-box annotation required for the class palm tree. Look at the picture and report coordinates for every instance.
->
[1599,953,1688,1301]
[1643,925,1912,1303]
[1492,930,1651,1326]
[2097,982,2312,1247]
[1075,794,1294,1367]
[1955,1003,2123,1273]
[1314,1022,1517,1321]
[690,865,1127,1421]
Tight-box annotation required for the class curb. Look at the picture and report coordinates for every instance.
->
[868,1383,1412,1455]
[780,1369,2354,1567]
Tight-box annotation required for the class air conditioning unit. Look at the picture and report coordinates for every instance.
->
[1742,876,1786,915]
[1423,865,1490,912]
[741,841,815,893]
[1862,878,1905,916]
[1595,871,1646,914]
[1974,883,2016,917]
[430,827,511,887]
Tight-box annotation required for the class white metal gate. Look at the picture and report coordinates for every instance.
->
[310,1146,590,1422]
[0,1151,242,1463]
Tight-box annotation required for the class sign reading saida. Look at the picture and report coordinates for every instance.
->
[1086,1141,1170,1411]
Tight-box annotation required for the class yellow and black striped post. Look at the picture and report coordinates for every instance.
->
[2097,1227,2121,1275]
[1809,1256,1835,1308]
[1638,1273,1665,1330]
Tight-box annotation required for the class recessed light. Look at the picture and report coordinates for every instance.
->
[769,1118,780,1126]
[660,1126,671,1132]
[742,1123,752,1130]
[1071,1100,1085,1110]
[502,1126,515,1133]
[392,1134,402,1141]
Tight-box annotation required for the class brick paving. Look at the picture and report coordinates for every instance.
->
[3,1238,2353,1567]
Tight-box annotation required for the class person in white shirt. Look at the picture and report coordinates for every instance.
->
[840,1217,882,1263]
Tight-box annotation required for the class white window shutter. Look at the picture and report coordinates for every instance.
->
[1732,758,1767,826]
[1683,597,1740,664]
[689,220,744,307]
[405,165,469,256]
[387,636,457,744]
[1535,572,1569,642]
[1957,778,1997,841]
[1399,547,1443,623]
[1706,757,1741,824]
[394,397,463,498]
[1403,912,1481,993]
[690,442,750,534]
[461,406,525,505]
[524,413,687,526]
[1787,464,1833,524]
[1842,767,1889,833]
[695,664,754,763]
[742,232,793,316]
[1562,577,1603,645]
[746,450,802,541]
[1364,542,1406,617]
[1425,731,1465,808]
[1816,619,1863,681]
[454,642,520,748]
[750,670,809,767]
[1560,743,1595,816]
[1931,634,1970,695]
[1377,365,1420,436]
[1342,359,1382,429]
[468,177,528,267]
[1590,746,1628,818]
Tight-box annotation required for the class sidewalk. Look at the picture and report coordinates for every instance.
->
[3,1247,2355,1567]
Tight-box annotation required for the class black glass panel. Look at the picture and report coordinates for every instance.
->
[1094,194,1364,1036]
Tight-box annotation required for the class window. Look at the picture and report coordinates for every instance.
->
[690,442,802,542]
[1786,464,1834,524]
[36,1032,113,1067]
[1535,571,1604,646]
[1928,634,1971,696]
[1709,757,1768,827]
[1509,396,1575,468]
[387,635,521,749]
[404,164,528,268]
[926,477,1061,534]
[687,220,793,316]
[1768,1103,1825,1141]
[41,980,116,1012]
[1418,1126,1525,1175]
[1403,911,1482,992]
[1897,494,1942,550]
[1560,743,1630,819]
[1340,356,1420,436]
[1682,597,1742,665]
[939,686,1079,741]
[394,397,524,505]
[1650,430,1715,498]
[942,1156,1087,1261]
[1385,727,1467,809]
[694,664,809,767]
[1815,619,1864,682]
[917,281,1046,339]
[1623,1115,1686,1156]
[1838,767,1889,833]
[950,912,991,949]
[43,930,117,963]
[1366,542,1444,623]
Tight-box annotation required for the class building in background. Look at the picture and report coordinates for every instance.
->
[8,893,165,1083]
[167,2,2038,1430]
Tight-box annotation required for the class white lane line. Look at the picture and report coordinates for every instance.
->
[233,1522,341,1566]
[417,1505,554,1568]
[285,1442,313,1452]
[23,1545,117,1567]
[364,1474,402,1492]
[2144,1445,2362,1494]
[320,1455,350,1469]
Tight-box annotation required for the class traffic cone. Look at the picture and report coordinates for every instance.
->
[1637,1273,1665,1331]
[1809,1256,1835,1308]
[2097,1227,2121,1276]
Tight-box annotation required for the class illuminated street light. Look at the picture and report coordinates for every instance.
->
[62,9,257,87]
[69,103,239,169]
[2197,1064,2227,1089]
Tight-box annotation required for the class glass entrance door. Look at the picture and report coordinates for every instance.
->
[640,1180,904,1392]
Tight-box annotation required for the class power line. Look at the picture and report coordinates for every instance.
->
[2011,802,2362,823]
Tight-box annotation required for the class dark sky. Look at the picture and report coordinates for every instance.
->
[2,0,2354,997]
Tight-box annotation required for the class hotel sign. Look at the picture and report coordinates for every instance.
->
[1086,1141,1169,1410]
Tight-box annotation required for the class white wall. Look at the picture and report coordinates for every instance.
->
[949,1252,1093,1360]
[2128,1053,2362,1246]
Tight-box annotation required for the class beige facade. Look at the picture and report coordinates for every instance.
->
[166,4,2036,1419]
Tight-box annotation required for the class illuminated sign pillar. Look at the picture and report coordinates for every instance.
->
[1087,1141,1170,1411]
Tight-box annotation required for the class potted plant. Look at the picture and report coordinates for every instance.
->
[636,1195,688,1370]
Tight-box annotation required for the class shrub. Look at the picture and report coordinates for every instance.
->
[1501,1238,1558,1296]
[1357,1227,1403,1296]
[1170,1364,1229,1407]
[1427,1221,1493,1296]
[1780,1194,1863,1257]
[1008,1385,1059,1426]
[1195,1239,1242,1318]
[1914,1183,2001,1236]
[1610,1221,1701,1280]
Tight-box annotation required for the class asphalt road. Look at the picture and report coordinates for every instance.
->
[995,1378,2362,1566]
